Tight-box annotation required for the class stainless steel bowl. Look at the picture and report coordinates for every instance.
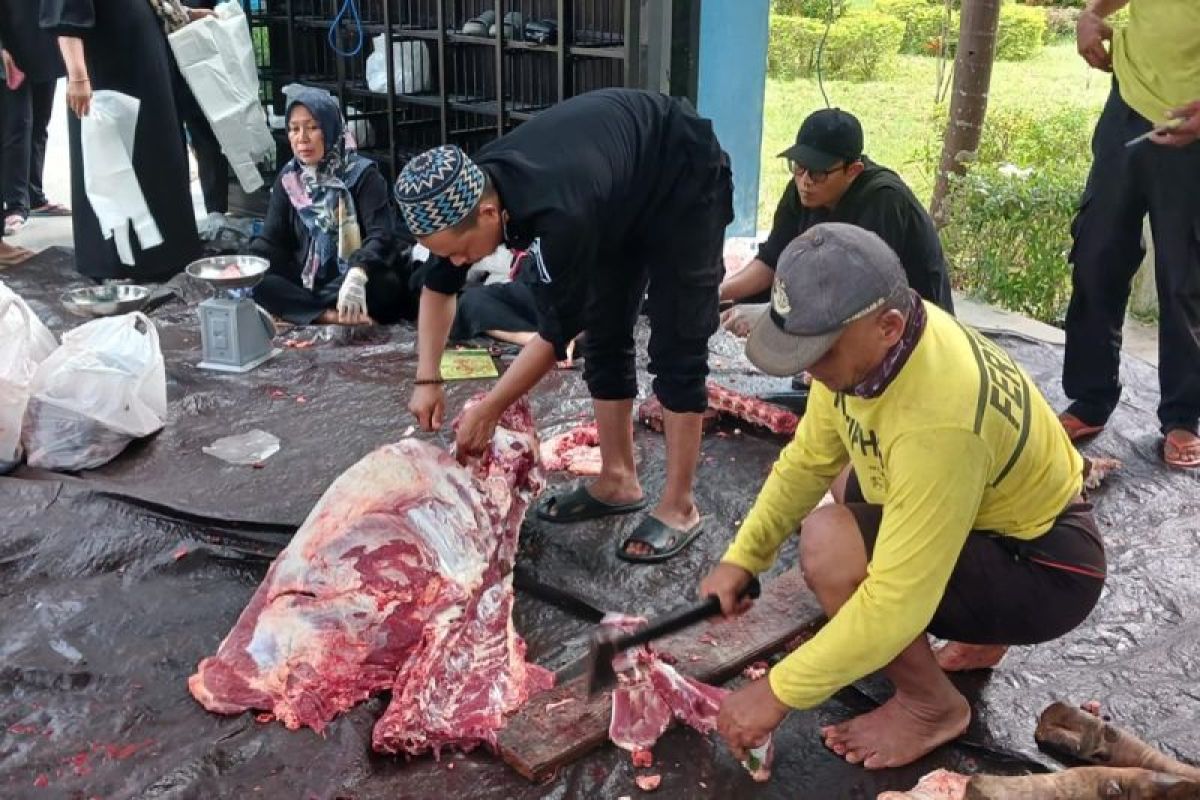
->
[61,284,151,318]
[185,255,270,290]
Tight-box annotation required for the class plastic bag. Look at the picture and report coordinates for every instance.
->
[82,91,163,266]
[203,429,280,465]
[22,312,167,471]
[365,34,431,94]
[0,282,58,472]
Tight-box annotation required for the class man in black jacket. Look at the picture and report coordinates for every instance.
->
[720,109,953,336]
[397,88,733,564]
[0,1,68,235]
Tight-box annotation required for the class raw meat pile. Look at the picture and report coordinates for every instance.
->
[188,398,553,756]
[637,383,798,436]
[877,769,970,799]
[604,614,774,783]
[539,423,602,476]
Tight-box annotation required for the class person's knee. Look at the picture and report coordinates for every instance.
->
[584,355,637,402]
[799,505,867,594]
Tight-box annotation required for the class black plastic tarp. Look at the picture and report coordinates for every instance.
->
[1,250,1197,799]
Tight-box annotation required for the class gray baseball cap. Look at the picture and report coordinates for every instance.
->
[745,223,909,377]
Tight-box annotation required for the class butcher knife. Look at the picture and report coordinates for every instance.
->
[584,576,761,696]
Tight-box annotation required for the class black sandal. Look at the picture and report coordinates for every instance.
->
[536,484,647,524]
[616,516,707,564]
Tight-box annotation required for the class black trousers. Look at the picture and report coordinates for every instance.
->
[1063,83,1200,434]
[254,262,409,326]
[844,471,1105,645]
[173,66,228,214]
[580,156,735,414]
[1,78,55,215]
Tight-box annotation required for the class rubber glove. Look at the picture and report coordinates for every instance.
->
[337,266,369,324]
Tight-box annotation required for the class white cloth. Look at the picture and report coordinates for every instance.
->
[168,1,275,193]
[81,91,163,266]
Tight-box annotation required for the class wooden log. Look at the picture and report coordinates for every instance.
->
[497,569,822,781]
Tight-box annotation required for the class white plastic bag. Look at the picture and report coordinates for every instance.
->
[82,91,163,266]
[0,282,58,471]
[365,34,431,94]
[169,0,276,193]
[22,312,167,471]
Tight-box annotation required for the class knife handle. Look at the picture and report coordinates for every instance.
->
[615,576,761,650]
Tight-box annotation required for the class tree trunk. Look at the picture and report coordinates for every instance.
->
[929,0,1002,226]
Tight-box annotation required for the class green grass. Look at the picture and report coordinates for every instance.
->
[758,42,1110,225]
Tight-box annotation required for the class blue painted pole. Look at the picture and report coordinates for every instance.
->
[697,0,770,237]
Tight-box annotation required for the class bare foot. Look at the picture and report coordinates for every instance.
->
[1164,428,1200,469]
[623,505,700,558]
[821,690,970,769]
[934,642,1008,672]
[315,309,341,324]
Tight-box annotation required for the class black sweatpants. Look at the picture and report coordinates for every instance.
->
[844,471,1105,645]
[580,156,734,413]
[1063,82,1200,435]
[254,261,409,325]
[1,78,55,215]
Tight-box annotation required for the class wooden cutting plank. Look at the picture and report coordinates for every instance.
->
[497,569,824,781]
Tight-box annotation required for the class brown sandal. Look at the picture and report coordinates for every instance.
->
[1163,429,1200,470]
[1058,412,1105,443]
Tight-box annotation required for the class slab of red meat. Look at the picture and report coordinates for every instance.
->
[188,399,553,757]
[637,385,797,436]
[603,614,774,781]
[538,423,602,476]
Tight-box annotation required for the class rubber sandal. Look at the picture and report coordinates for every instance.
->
[1059,412,1105,443]
[616,516,707,564]
[1162,429,1200,470]
[30,202,71,217]
[536,484,647,524]
[4,214,26,235]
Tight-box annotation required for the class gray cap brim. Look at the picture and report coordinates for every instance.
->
[744,310,843,377]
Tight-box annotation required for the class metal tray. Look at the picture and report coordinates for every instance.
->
[61,284,151,318]
[185,255,270,290]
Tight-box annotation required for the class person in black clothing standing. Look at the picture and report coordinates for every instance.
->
[720,108,953,336]
[177,0,229,215]
[396,88,734,564]
[1,2,69,235]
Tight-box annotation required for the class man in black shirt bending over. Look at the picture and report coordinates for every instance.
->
[396,88,733,564]
[720,108,953,336]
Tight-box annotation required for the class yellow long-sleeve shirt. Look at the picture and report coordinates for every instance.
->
[1113,0,1200,124]
[722,304,1084,710]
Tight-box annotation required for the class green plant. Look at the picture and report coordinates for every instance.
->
[768,11,904,82]
[1043,7,1080,43]
[773,0,849,20]
[997,3,1047,61]
[877,0,958,56]
[941,165,1080,323]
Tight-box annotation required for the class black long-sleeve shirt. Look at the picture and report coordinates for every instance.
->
[423,88,725,357]
[757,159,954,314]
[250,161,397,293]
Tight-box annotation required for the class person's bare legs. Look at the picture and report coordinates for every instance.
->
[485,329,535,346]
[800,505,971,769]
[586,398,644,509]
[623,408,704,557]
[934,642,1009,672]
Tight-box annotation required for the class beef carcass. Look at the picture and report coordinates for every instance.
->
[539,423,602,475]
[188,399,553,756]
[637,384,798,437]
[604,614,775,782]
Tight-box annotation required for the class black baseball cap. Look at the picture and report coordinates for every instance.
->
[779,108,864,172]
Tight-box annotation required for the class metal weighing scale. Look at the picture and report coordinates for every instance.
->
[185,255,281,373]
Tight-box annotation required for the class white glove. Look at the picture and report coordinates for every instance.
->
[337,266,369,324]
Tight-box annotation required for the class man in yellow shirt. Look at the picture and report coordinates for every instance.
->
[1063,0,1200,467]
[700,224,1106,769]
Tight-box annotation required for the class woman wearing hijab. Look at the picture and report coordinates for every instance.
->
[250,88,406,325]
[40,0,202,281]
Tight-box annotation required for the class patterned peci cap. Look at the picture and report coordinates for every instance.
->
[394,145,486,236]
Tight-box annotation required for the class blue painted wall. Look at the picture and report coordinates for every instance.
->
[697,0,770,237]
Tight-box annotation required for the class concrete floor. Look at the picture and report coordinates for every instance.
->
[7,80,1161,368]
